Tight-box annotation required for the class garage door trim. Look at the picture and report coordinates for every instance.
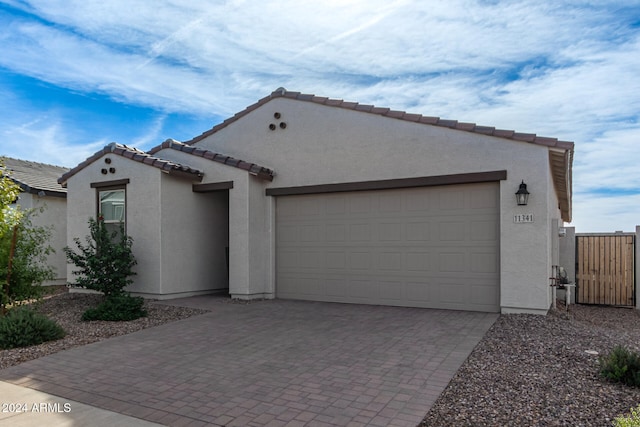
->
[266,170,506,196]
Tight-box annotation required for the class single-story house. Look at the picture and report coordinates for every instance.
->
[59,89,574,314]
[2,157,69,285]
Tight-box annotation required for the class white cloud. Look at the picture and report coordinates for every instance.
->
[0,0,638,231]
[0,118,107,167]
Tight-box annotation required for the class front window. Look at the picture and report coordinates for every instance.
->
[99,188,125,235]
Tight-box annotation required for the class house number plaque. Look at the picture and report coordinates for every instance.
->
[513,214,534,223]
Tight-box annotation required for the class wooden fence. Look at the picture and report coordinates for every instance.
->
[576,234,635,306]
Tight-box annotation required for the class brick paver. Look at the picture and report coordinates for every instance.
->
[0,297,496,426]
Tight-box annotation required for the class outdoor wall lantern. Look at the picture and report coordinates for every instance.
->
[515,180,530,206]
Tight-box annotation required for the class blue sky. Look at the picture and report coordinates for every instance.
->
[0,0,639,232]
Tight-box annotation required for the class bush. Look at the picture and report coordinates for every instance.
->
[82,294,147,321]
[0,307,65,349]
[1,209,55,313]
[64,217,136,297]
[614,405,640,427]
[599,345,640,387]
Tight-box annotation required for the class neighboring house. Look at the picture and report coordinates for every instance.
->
[2,157,69,285]
[59,89,574,314]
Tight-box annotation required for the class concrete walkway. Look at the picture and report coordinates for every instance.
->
[0,298,497,426]
[0,381,163,426]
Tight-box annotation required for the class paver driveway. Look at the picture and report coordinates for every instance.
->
[0,297,497,426]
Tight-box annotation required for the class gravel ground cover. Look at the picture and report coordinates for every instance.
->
[0,290,209,370]
[422,302,640,426]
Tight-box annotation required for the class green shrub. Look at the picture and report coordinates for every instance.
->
[0,307,65,349]
[600,345,640,387]
[614,405,640,427]
[64,217,136,298]
[82,294,147,321]
[1,208,55,313]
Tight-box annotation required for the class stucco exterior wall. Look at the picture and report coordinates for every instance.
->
[157,173,229,297]
[189,97,559,313]
[66,154,163,294]
[14,194,67,285]
[154,148,272,299]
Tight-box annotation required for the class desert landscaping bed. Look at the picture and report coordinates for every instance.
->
[1,291,639,426]
[422,302,640,426]
[0,291,209,370]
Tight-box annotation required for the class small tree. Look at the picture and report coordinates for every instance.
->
[64,217,137,297]
[1,161,55,314]
[0,212,56,302]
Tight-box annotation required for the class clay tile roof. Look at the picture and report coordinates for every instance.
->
[402,113,422,122]
[384,110,405,119]
[58,142,204,186]
[456,122,476,132]
[474,126,496,135]
[512,132,536,142]
[185,88,574,151]
[533,136,558,147]
[147,139,274,181]
[437,119,458,128]
[1,157,69,197]
[371,107,390,114]
[355,104,374,112]
[182,88,574,221]
[419,116,439,125]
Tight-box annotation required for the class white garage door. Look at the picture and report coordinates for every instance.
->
[275,182,500,312]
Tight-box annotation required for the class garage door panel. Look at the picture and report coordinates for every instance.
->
[349,223,371,241]
[439,222,466,241]
[325,195,347,214]
[406,222,431,241]
[349,194,373,213]
[406,252,432,271]
[438,252,467,272]
[379,222,403,241]
[439,282,468,304]
[406,281,432,302]
[471,220,499,241]
[325,278,347,297]
[471,252,498,273]
[349,251,372,270]
[471,283,500,306]
[349,279,374,298]
[379,280,404,300]
[438,188,466,210]
[326,251,346,269]
[276,183,499,312]
[379,251,402,271]
[379,193,402,212]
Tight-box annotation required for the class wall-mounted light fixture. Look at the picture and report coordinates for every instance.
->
[515,180,530,206]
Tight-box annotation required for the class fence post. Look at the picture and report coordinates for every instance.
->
[559,226,576,303]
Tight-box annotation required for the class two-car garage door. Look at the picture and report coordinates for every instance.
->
[275,182,500,312]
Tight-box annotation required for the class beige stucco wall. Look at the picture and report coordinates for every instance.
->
[14,194,67,285]
[66,154,162,294]
[66,152,232,298]
[187,97,562,313]
[154,148,271,299]
[157,173,229,297]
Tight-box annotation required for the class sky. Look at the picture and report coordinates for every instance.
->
[0,0,638,232]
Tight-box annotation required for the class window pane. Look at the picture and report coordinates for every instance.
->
[99,189,125,222]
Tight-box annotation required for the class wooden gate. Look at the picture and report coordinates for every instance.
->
[576,234,635,306]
